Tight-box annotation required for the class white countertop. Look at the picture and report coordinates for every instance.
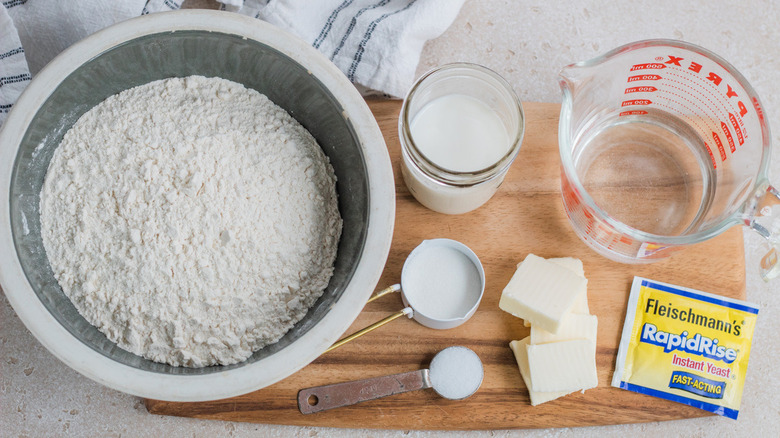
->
[3,1,778,436]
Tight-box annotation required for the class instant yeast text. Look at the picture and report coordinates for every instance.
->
[612,277,758,419]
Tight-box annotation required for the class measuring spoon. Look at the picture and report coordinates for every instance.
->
[327,239,485,352]
[298,346,483,414]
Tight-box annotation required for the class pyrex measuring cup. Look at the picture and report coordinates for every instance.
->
[327,239,485,352]
[558,39,780,279]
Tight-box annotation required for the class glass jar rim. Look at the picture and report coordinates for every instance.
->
[399,62,525,186]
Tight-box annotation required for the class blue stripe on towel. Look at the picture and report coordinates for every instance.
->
[347,0,417,82]
[163,0,181,10]
[313,0,355,49]
[0,47,24,60]
[0,73,32,87]
[2,0,28,9]
[330,0,391,60]
[142,0,181,15]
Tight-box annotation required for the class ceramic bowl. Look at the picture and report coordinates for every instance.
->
[0,10,395,401]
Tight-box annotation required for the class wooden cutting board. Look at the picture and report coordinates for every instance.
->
[145,100,745,429]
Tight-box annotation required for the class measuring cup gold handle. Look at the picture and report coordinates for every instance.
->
[366,284,401,303]
[747,183,780,281]
[325,284,410,353]
[326,308,413,353]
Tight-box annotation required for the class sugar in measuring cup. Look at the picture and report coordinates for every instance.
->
[326,239,485,352]
[558,39,780,279]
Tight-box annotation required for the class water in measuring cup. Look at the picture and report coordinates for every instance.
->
[573,109,715,237]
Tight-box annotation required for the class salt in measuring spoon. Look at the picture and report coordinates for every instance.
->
[298,346,483,414]
[326,239,485,352]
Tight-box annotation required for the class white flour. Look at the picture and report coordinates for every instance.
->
[39,76,342,367]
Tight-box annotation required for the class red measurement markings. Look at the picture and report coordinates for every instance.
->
[624,86,658,94]
[621,99,651,106]
[619,110,648,116]
[712,132,727,161]
[654,102,710,149]
[631,63,667,71]
[628,74,663,82]
[753,97,764,122]
[662,70,735,144]
[663,75,720,122]
[662,55,749,118]
[721,121,736,153]
[665,70,746,130]
[729,113,744,145]
[704,142,717,169]
[561,174,635,251]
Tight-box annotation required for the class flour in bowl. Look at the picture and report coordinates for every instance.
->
[39,76,342,367]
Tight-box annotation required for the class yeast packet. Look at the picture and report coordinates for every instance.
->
[612,277,759,419]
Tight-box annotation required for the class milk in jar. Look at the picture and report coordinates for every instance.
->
[399,63,524,215]
[410,94,510,173]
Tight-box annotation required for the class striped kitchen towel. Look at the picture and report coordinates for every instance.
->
[221,0,467,98]
[0,0,181,126]
[0,0,465,126]
[0,4,28,123]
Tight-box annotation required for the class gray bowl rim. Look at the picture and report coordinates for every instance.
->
[0,10,395,402]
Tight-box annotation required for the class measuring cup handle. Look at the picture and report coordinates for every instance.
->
[325,307,413,353]
[298,369,431,414]
[366,283,402,304]
[746,183,780,281]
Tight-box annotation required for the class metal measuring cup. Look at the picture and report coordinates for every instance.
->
[326,239,485,352]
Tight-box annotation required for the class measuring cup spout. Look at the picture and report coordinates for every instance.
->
[558,65,580,98]
[558,63,595,99]
[745,183,780,281]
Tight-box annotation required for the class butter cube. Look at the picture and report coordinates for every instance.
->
[531,313,598,348]
[523,257,589,327]
[547,257,584,278]
[524,292,589,327]
[526,339,598,392]
[500,254,587,333]
[509,337,573,405]
[549,256,590,314]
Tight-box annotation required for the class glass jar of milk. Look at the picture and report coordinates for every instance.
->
[399,63,524,214]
